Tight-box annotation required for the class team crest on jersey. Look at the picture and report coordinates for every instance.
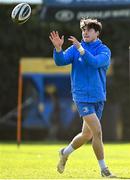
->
[78,57,82,62]
[82,107,89,113]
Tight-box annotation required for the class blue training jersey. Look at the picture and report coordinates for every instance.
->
[53,39,111,103]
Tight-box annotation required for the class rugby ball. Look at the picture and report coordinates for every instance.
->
[11,3,31,25]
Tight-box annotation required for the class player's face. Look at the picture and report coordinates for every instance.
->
[81,26,99,42]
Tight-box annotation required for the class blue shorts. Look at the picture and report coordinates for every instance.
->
[75,101,104,120]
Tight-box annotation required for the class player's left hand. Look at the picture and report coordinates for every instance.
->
[68,36,80,49]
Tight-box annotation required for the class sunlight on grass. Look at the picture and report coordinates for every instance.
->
[0,142,130,179]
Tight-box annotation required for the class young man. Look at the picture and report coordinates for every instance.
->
[49,18,116,178]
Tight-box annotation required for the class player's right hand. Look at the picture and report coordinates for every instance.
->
[49,31,64,52]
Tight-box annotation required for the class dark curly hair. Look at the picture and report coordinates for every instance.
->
[80,17,102,34]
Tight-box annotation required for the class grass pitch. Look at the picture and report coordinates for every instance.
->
[0,142,130,179]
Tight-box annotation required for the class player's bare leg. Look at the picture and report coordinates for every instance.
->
[83,113,116,178]
[57,121,92,173]
[83,114,104,160]
[71,120,93,149]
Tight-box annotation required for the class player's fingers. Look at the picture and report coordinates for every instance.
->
[51,31,57,38]
[49,36,53,42]
[53,31,60,38]
[68,36,73,39]
[61,35,64,41]
[68,36,76,40]
[68,37,74,42]
[56,31,59,37]
[69,36,77,40]
[50,32,55,39]
[70,36,76,40]
[69,36,75,38]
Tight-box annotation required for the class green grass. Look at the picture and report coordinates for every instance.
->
[0,142,130,179]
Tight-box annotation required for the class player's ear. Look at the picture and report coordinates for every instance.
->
[97,31,100,37]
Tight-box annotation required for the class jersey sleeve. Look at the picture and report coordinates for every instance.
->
[53,46,74,66]
[81,46,111,69]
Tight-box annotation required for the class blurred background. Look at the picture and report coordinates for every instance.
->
[0,0,129,142]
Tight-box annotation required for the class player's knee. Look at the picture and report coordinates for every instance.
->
[82,131,93,141]
[93,129,102,139]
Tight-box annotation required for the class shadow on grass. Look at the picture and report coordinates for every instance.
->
[117,177,130,179]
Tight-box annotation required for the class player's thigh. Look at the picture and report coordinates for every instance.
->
[83,113,102,134]
[81,120,93,138]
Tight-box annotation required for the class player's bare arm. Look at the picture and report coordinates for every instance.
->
[49,31,64,52]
